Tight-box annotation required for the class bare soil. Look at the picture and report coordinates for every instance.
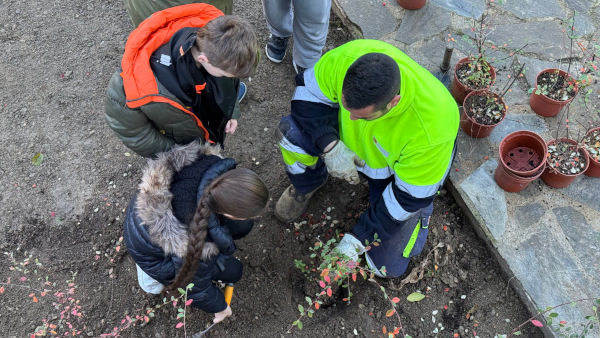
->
[0,0,543,337]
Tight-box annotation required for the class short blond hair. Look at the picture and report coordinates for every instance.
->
[195,16,259,78]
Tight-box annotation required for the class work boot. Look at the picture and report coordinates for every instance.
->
[274,181,326,223]
[265,34,289,63]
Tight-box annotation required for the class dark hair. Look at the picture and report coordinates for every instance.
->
[195,16,260,78]
[342,53,401,112]
[166,168,268,292]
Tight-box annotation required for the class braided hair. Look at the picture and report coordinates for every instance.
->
[166,168,268,292]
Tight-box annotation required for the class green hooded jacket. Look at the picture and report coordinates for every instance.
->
[123,0,232,27]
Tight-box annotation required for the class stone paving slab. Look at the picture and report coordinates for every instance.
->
[487,21,569,59]
[489,113,547,143]
[566,0,592,13]
[500,227,596,330]
[502,0,565,19]
[333,0,600,336]
[336,0,397,39]
[429,0,485,18]
[460,159,508,241]
[572,13,596,36]
[395,4,450,44]
[562,176,600,212]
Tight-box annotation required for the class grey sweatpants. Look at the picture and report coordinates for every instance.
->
[261,0,332,69]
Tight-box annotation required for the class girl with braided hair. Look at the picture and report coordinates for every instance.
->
[123,141,268,323]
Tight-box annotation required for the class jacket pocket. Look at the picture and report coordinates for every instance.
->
[401,207,432,258]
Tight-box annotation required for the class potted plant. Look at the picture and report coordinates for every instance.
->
[452,56,496,104]
[449,0,515,104]
[541,137,589,188]
[397,0,426,10]
[529,13,597,117]
[529,68,578,117]
[461,90,504,138]
[581,127,600,177]
[461,63,524,138]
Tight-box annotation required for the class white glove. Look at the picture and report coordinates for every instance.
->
[323,141,366,184]
[334,234,366,262]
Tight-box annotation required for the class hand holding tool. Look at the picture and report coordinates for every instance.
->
[195,283,234,337]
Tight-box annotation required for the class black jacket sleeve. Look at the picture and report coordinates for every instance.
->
[207,213,236,256]
[290,72,340,153]
[187,258,228,313]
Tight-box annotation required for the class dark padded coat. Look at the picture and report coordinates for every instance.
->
[123,141,238,313]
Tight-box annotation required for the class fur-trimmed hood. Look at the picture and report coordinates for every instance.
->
[135,141,223,258]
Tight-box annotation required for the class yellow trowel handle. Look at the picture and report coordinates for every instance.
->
[224,283,234,305]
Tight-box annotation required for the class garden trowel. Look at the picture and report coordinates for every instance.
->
[433,44,454,89]
[194,283,234,337]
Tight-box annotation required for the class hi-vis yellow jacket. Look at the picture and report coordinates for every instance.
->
[283,39,459,242]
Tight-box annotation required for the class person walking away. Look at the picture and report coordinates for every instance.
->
[262,0,331,74]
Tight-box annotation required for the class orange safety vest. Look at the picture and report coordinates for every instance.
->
[120,3,223,141]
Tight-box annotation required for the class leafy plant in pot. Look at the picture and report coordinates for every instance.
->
[541,138,589,188]
[452,55,496,104]
[581,127,600,177]
[461,63,525,138]
[541,112,590,188]
[450,0,514,104]
[529,13,598,117]
[529,68,579,117]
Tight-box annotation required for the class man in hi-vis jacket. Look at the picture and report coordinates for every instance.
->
[275,39,459,277]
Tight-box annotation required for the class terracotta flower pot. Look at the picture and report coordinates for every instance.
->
[529,69,578,117]
[460,90,506,138]
[494,161,544,193]
[541,138,589,189]
[498,130,547,177]
[451,57,496,104]
[582,127,600,177]
[397,0,426,10]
